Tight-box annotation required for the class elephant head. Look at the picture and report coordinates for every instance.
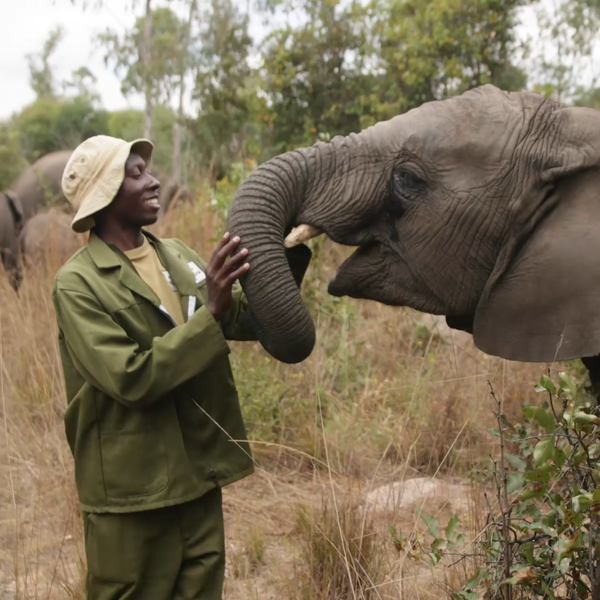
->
[0,190,24,290]
[227,84,600,364]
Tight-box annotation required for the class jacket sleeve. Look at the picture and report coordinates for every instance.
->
[220,284,259,342]
[53,288,231,408]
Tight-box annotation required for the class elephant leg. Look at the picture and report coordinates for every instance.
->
[1,246,22,292]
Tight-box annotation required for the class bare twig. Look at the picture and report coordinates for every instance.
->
[488,381,512,600]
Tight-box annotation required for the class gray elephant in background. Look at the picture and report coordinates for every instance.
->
[19,208,85,267]
[0,150,72,289]
[0,191,24,290]
[227,84,600,383]
[156,173,193,215]
[8,150,72,220]
[8,149,191,220]
[0,149,192,288]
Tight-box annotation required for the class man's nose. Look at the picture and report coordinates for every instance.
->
[149,174,160,191]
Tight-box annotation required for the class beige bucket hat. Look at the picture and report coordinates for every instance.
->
[63,135,154,233]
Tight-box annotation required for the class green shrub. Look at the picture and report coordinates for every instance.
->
[394,371,600,599]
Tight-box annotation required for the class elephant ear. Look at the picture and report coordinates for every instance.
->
[4,191,24,233]
[473,106,600,362]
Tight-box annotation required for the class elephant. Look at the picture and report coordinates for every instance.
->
[0,150,71,289]
[8,150,73,220]
[8,150,192,220]
[156,172,193,215]
[19,208,85,268]
[0,149,191,287]
[227,84,600,385]
[0,190,24,290]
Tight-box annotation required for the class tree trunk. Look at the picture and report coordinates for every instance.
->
[172,0,196,183]
[143,0,153,139]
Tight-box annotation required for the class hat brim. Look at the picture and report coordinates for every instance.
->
[71,138,154,233]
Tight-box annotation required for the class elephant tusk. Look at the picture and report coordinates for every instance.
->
[284,224,323,248]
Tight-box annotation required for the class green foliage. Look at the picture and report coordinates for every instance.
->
[206,159,257,225]
[396,371,600,599]
[575,87,600,109]
[260,0,370,151]
[528,0,600,103]
[26,26,65,100]
[15,96,109,162]
[0,123,28,189]
[370,0,528,119]
[108,106,176,173]
[98,6,187,105]
[191,0,257,177]
[12,0,600,191]
[258,0,528,151]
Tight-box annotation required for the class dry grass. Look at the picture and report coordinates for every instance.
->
[0,197,583,599]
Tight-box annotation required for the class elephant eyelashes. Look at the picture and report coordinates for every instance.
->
[388,168,426,216]
[393,168,425,193]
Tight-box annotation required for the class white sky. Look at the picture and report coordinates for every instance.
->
[0,0,142,118]
[0,0,597,120]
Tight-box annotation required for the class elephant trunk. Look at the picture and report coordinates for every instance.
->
[227,138,360,363]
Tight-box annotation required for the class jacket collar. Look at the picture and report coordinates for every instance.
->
[87,229,198,303]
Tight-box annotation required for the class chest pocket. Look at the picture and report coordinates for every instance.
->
[185,260,209,309]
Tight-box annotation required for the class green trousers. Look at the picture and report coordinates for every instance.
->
[82,487,225,600]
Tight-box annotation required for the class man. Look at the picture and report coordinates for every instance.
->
[52,135,309,599]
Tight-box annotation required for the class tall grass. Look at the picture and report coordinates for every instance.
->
[0,197,582,599]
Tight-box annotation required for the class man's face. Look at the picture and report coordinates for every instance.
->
[102,152,161,227]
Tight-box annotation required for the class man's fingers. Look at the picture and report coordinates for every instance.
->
[209,232,241,270]
[213,231,231,254]
[222,248,249,274]
[226,263,250,283]
[208,232,230,270]
[218,236,242,259]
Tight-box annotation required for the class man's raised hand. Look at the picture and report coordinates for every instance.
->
[206,232,250,321]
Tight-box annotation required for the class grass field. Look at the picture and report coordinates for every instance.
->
[0,197,582,599]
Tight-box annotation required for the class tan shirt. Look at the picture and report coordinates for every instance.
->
[125,237,185,326]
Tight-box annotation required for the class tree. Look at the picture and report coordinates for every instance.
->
[575,87,600,109]
[15,96,109,162]
[64,66,100,101]
[370,0,528,120]
[98,5,186,138]
[143,0,153,137]
[26,26,65,100]
[0,124,28,189]
[527,0,599,103]
[12,24,108,162]
[259,0,369,151]
[191,0,256,179]
[108,105,176,173]
[256,0,528,152]
[173,0,197,184]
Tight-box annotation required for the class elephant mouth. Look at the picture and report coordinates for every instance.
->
[327,272,346,297]
[327,242,382,299]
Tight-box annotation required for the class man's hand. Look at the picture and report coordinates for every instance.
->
[206,232,249,321]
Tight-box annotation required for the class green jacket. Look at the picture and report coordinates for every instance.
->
[52,230,255,513]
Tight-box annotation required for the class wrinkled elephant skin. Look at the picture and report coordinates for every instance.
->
[1,151,191,287]
[20,208,85,267]
[227,84,600,366]
[0,191,23,290]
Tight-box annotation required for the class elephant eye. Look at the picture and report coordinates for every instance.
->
[393,168,425,194]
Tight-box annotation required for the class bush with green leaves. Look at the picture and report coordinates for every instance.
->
[391,370,600,599]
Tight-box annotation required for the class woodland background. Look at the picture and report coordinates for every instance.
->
[3,1,600,598]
